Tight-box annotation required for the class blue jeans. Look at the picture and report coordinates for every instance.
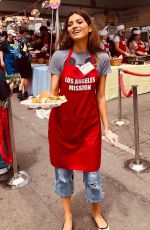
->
[0,155,7,169]
[55,168,104,203]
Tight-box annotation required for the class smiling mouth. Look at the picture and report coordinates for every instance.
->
[72,29,81,35]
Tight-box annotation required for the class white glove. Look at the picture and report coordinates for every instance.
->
[104,130,119,147]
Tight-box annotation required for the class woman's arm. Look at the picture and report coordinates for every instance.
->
[50,74,60,96]
[115,42,131,56]
[96,75,108,130]
[96,75,119,146]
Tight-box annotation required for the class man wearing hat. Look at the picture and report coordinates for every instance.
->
[99,29,110,55]
[0,29,20,93]
[114,24,132,60]
[128,29,148,56]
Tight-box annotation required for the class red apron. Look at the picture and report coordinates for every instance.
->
[119,37,127,53]
[0,107,13,164]
[48,49,101,172]
[136,41,146,53]
[103,42,110,53]
[100,41,110,53]
[117,37,127,63]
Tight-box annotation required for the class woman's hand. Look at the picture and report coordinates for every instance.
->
[104,130,119,147]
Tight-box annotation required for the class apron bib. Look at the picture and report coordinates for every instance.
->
[137,41,146,53]
[102,41,110,53]
[118,37,128,63]
[49,49,101,172]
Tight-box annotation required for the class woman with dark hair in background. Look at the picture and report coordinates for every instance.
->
[99,29,110,55]
[49,9,118,230]
[128,29,148,56]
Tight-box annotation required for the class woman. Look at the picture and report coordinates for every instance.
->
[49,10,118,230]
[128,29,148,56]
[114,25,132,61]
[99,29,110,55]
[16,27,32,101]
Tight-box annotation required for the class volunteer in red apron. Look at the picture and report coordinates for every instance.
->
[114,24,132,61]
[0,70,13,182]
[99,30,110,55]
[49,10,118,230]
[128,29,148,56]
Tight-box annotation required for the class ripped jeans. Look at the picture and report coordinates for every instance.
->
[55,168,104,203]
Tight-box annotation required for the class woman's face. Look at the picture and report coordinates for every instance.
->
[135,34,141,41]
[101,35,107,40]
[67,13,91,41]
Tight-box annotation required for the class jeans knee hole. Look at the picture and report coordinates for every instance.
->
[89,183,100,190]
[58,174,73,183]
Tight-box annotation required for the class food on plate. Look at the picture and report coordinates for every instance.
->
[39,90,49,99]
[21,90,67,109]
[46,95,66,103]
[32,98,41,103]
[30,90,67,104]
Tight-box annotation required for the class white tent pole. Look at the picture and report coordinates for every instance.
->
[55,8,60,50]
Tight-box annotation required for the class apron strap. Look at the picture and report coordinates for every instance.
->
[90,54,95,65]
[66,49,73,65]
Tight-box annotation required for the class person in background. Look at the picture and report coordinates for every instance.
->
[0,29,20,93]
[49,9,118,230]
[128,29,148,56]
[0,32,6,70]
[29,26,56,56]
[16,27,32,100]
[107,34,115,57]
[0,31,7,46]
[99,29,110,55]
[114,24,133,61]
[29,34,43,51]
[0,70,13,182]
[26,29,34,44]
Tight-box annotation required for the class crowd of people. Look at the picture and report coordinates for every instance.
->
[0,11,150,230]
[0,25,56,181]
[0,26,55,100]
[99,24,149,62]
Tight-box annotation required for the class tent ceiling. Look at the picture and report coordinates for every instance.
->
[0,0,150,17]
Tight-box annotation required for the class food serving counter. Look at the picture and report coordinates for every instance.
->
[29,63,150,100]
[29,64,50,96]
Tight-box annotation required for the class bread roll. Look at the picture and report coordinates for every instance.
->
[32,98,41,103]
[39,90,49,99]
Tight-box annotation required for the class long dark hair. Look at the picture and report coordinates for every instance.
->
[127,28,139,46]
[59,9,100,54]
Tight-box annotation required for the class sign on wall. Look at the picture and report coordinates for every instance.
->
[118,10,140,25]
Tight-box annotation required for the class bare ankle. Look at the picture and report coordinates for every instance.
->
[64,213,72,220]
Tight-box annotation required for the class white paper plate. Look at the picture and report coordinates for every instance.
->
[20,99,67,109]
